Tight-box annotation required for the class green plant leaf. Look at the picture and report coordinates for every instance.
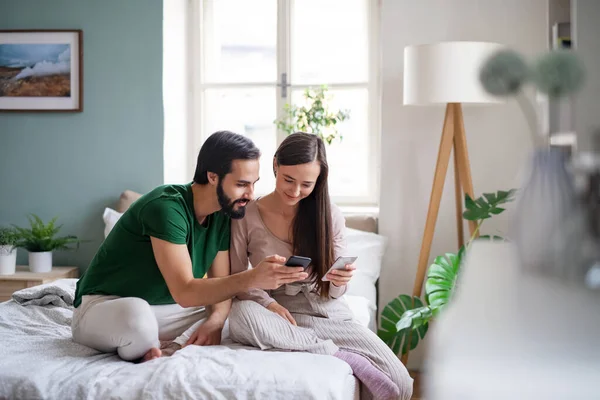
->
[381,189,516,358]
[479,235,505,242]
[12,214,81,252]
[396,306,433,331]
[483,192,497,203]
[425,249,463,309]
[0,226,19,247]
[465,194,476,209]
[273,86,350,144]
[378,295,430,357]
[463,189,517,221]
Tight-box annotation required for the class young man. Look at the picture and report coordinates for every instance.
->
[72,131,308,362]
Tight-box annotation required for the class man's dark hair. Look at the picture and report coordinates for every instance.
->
[193,131,261,184]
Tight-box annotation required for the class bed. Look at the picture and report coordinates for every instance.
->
[0,192,386,400]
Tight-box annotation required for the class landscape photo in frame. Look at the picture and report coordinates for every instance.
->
[0,30,82,112]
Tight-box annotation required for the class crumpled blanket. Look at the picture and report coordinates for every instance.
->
[11,278,77,307]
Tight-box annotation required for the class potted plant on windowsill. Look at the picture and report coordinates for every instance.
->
[274,85,351,145]
[0,226,20,275]
[13,215,80,273]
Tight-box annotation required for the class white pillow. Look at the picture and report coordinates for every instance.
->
[345,294,377,332]
[103,207,123,239]
[344,227,387,307]
[346,275,377,309]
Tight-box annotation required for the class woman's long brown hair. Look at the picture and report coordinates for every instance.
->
[274,132,334,298]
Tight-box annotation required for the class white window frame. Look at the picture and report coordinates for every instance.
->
[186,0,381,206]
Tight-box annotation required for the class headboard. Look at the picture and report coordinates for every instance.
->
[117,190,379,234]
[345,215,378,234]
[116,190,381,324]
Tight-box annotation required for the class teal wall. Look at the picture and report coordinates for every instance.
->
[0,0,164,270]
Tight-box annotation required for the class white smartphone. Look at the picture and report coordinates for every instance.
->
[322,256,358,281]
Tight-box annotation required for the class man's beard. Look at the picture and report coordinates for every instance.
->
[217,181,247,219]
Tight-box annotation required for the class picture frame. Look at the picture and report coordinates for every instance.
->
[0,29,83,112]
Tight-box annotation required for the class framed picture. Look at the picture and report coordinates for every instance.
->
[0,30,83,112]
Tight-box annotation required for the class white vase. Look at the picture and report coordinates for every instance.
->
[29,251,53,273]
[0,245,17,275]
[511,148,593,283]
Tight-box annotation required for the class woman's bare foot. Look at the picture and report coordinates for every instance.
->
[140,347,162,362]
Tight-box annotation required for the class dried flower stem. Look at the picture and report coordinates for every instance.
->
[515,91,545,148]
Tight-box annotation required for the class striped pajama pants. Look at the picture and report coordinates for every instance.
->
[228,286,413,400]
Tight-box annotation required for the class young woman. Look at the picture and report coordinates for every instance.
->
[229,133,413,400]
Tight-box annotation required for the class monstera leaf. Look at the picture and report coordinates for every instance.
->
[378,295,429,357]
[378,248,465,357]
[425,247,464,313]
[379,188,517,357]
[463,189,517,221]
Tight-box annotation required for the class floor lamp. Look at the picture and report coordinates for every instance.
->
[402,42,503,363]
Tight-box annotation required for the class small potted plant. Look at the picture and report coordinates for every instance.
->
[0,226,19,275]
[13,215,80,273]
[274,85,350,145]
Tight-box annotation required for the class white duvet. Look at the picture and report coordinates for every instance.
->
[0,280,364,400]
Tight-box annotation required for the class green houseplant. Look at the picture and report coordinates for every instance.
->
[274,85,350,145]
[13,214,80,273]
[378,189,517,357]
[0,226,20,275]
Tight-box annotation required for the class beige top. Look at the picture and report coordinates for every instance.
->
[230,200,348,307]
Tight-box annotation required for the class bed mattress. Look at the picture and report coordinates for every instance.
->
[0,284,369,399]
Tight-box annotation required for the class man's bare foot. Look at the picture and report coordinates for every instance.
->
[141,347,162,362]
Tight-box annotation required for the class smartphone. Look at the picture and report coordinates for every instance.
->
[285,255,312,269]
[321,256,358,281]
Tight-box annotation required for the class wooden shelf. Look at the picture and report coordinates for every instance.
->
[0,266,79,281]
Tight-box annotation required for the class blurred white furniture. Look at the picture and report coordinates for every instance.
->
[426,242,600,399]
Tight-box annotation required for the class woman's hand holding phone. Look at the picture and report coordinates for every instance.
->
[326,263,356,287]
[322,256,358,286]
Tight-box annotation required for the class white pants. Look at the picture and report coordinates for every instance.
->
[71,295,207,361]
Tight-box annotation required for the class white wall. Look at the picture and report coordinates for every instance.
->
[379,0,547,370]
[573,0,600,151]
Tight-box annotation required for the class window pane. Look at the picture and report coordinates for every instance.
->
[203,0,277,83]
[203,88,277,195]
[291,0,368,85]
[291,88,371,198]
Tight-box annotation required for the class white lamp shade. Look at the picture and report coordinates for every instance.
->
[403,41,505,105]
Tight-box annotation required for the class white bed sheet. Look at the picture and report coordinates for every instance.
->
[0,287,374,400]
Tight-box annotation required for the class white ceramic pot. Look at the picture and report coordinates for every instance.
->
[29,251,52,273]
[0,245,17,275]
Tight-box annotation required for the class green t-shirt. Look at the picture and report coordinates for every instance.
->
[74,183,230,307]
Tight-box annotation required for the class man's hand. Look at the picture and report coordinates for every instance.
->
[266,302,297,325]
[185,318,224,347]
[326,264,356,287]
[250,255,308,290]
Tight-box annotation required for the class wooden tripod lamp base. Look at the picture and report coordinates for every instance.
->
[401,41,504,365]
[400,102,479,366]
[411,103,477,300]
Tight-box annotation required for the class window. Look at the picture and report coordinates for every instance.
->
[190,0,379,205]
